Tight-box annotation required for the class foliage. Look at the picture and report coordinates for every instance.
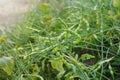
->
[0,56,14,75]
[0,0,120,80]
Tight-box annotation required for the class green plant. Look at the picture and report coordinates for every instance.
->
[0,0,120,80]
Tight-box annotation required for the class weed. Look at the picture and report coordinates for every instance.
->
[0,0,120,80]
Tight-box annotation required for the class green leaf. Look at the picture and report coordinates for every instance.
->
[50,57,65,78]
[93,57,114,71]
[98,57,114,65]
[109,64,114,80]
[64,72,74,80]
[0,56,14,75]
[80,53,95,61]
[113,0,120,8]
[39,3,51,14]
[50,57,65,73]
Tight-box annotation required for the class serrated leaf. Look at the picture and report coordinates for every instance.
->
[0,56,14,75]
